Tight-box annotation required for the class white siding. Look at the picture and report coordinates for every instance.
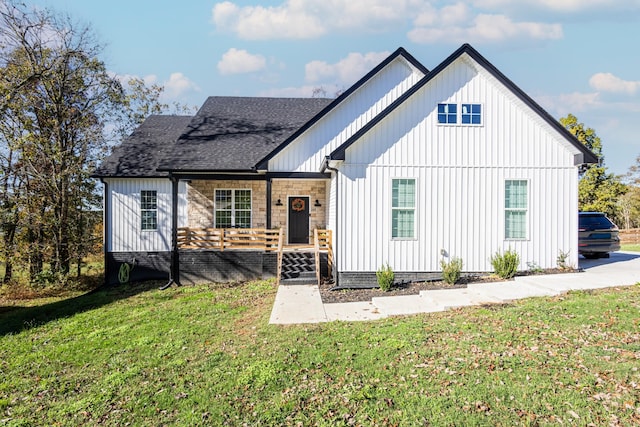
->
[269,57,424,172]
[336,54,582,273]
[106,178,187,252]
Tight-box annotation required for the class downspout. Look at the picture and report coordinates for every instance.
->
[161,174,180,290]
[321,156,339,286]
[100,178,110,286]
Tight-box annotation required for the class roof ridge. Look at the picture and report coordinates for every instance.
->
[329,44,598,164]
[253,47,429,170]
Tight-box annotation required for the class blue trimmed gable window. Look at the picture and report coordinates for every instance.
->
[438,103,482,125]
[437,103,457,124]
[462,103,482,124]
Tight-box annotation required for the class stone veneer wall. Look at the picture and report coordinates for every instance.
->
[187,180,267,228]
[186,179,328,243]
[271,179,327,243]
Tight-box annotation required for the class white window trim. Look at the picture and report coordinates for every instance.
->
[391,178,418,240]
[140,190,158,232]
[504,179,529,241]
[214,188,252,229]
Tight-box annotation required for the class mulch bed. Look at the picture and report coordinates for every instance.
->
[319,269,576,304]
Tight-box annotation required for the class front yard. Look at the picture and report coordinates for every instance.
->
[1,279,639,426]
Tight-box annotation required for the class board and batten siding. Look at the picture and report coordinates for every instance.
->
[268,57,425,173]
[336,54,582,274]
[106,178,187,252]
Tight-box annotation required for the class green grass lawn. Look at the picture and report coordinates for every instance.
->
[622,243,640,252]
[1,280,639,426]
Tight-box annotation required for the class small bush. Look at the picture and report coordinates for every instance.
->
[557,250,571,270]
[526,261,543,274]
[490,248,520,279]
[440,257,463,285]
[376,263,395,291]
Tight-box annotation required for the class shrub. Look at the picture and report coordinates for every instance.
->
[526,261,543,274]
[376,263,395,291]
[440,257,463,285]
[490,248,520,279]
[557,250,571,270]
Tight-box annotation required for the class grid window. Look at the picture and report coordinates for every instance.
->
[392,179,416,239]
[505,180,527,239]
[215,189,251,228]
[437,103,457,124]
[141,190,157,231]
[461,103,482,125]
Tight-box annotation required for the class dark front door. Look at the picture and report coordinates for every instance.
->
[288,196,309,244]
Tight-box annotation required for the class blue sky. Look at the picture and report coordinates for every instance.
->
[34,0,640,175]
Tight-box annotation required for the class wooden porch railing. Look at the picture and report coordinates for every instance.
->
[177,227,282,251]
[178,227,333,287]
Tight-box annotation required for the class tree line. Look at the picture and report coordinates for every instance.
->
[560,114,640,230]
[0,1,185,286]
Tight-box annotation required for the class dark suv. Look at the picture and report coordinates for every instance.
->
[578,212,621,259]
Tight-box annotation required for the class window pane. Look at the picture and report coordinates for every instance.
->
[437,103,457,124]
[461,103,481,126]
[235,211,251,228]
[505,180,527,209]
[392,179,415,208]
[215,190,232,210]
[215,211,232,228]
[141,190,157,210]
[506,211,526,239]
[141,211,157,230]
[392,210,415,238]
[235,190,251,210]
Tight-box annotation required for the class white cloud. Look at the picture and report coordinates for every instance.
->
[535,92,601,116]
[162,72,199,99]
[217,48,267,75]
[589,73,640,95]
[409,13,562,44]
[305,51,390,84]
[212,0,418,40]
[472,0,640,13]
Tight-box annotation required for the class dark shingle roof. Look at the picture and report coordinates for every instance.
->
[92,115,193,178]
[157,97,333,172]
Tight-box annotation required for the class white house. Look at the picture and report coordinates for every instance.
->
[93,44,597,287]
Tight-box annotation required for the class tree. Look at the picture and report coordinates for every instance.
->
[560,114,626,224]
[0,0,123,282]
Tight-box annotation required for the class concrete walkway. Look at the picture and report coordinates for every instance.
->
[268,251,640,325]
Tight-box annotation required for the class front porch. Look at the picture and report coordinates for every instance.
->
[176,227,333,286]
